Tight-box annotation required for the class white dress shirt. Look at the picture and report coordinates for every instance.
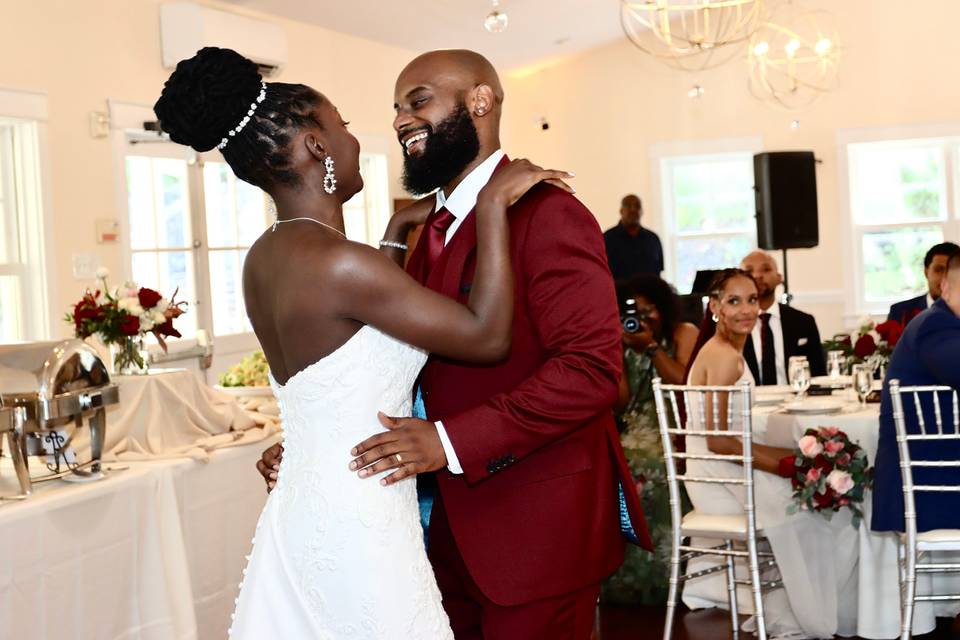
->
[431,149,505,475]
[750,301,787,385]
[926,293,935,310]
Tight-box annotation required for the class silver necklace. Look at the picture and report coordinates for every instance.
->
[272,216,346,238]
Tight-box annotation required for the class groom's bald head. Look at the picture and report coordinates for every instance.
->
[393,50,504,194]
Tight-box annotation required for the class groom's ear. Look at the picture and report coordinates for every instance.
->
[303,133,327,163]
[471,84,496,117]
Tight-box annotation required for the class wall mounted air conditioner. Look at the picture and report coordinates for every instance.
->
[160,2,288,76]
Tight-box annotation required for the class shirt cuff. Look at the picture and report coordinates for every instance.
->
[434,420,463,475]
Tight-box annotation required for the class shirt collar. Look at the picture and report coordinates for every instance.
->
[762,301,782,319]
[927,293,936,309]
[435,149,505,220]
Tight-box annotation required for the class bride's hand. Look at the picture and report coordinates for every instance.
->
[477,159,574,210]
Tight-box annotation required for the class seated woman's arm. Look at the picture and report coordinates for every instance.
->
[701,352,793,475]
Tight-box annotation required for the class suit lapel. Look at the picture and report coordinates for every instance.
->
[433,210,477,298]
[405,205,437,286]
[743,336,761,383]
[780,306,797,361]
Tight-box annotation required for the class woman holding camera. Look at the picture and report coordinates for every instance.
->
[603,275,698,605]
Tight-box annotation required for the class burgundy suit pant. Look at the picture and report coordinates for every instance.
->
[428,495,599,640]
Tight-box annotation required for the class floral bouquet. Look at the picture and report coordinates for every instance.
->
[219,351,270,388]
[779,426,873,528]
[823,316,909,374]
[65,268,186,373]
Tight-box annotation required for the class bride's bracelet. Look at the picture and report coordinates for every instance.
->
[379,239,408,251]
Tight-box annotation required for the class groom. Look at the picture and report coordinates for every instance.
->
[258,50,651,638]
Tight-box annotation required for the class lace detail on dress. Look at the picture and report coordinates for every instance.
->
[229,326,453,639]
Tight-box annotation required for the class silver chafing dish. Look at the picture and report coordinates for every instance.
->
[0,339,119,496]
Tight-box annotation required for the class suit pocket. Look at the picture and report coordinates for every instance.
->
[501,431,595,487]
[797,337,808,346]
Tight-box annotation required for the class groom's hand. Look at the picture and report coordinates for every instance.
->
[256,443,283,493]
[348,412,448,486]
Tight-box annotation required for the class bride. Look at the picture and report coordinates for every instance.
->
[153,47,572,639]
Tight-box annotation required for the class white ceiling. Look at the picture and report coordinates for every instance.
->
[221,0,625,71]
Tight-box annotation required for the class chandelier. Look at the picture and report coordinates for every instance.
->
[484,0,508,33]
[747,3,840,109]
[621,0,766,71]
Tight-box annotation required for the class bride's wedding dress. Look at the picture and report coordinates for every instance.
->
[229,325,454,639]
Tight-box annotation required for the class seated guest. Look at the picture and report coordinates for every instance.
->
[887,241,960,324]
[740,250,826,384]
[873,252,960,534]
[681,269,858,639]
[603,275,698,605]
[604,194,664,279]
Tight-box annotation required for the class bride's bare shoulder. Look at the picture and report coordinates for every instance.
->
[694,338,743,384]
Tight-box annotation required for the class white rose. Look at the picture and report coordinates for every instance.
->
[95,267,110,281]
[117,297,143,316]
[826,469,855,495]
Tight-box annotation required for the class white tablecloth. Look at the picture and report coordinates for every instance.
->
[753,396,960,639]
[0,439,276,640]
[68,369,279,462]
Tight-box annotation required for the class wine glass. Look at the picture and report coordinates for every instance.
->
[852,364,872,405]
[789,357,811,398]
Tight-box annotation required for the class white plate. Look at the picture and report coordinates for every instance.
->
[782,398,847,415]
[213,384,274,397]
[754,385,794,406]
[811,375,852,388]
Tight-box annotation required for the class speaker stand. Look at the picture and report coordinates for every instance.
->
[781,248,794,306]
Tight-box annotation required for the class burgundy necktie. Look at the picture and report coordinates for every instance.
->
[422,206,457,277]
[760,312,777,386]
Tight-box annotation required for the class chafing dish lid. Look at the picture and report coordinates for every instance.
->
[0,339,111,400]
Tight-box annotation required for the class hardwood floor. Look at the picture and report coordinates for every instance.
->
[596,605,959,640]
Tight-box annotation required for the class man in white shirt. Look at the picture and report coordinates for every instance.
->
[740,250,826,385]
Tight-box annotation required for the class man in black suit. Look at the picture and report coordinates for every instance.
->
[740,250,826,384]
[603,194,664,280]
[887,242,960,325]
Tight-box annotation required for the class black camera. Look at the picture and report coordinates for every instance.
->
[621,298,641,333]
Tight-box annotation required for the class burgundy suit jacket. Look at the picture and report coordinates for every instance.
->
[406,161,652,607]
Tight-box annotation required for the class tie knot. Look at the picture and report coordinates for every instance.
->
[761,312,771,323]
[430,207,457,234]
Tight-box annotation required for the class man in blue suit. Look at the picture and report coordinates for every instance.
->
[887,242,960,324]
[873,248,960,534]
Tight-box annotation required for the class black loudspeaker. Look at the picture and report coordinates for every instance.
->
[753,151,819,250]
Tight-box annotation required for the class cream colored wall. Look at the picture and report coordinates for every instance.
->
[0,0,415,343]
[500,0,960,337]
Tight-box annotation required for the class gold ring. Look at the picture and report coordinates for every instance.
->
[395,453,403,465]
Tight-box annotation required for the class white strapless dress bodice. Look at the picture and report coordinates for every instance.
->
[229,326,453,639]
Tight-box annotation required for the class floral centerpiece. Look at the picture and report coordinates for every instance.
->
[65,268,186,374]
[779,426,873,527]
[823,315,910,374]
[219,351,270,388]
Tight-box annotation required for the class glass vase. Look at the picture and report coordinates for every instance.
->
[109,336,149,375]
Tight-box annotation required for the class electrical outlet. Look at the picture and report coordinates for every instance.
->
[72,253,100,280]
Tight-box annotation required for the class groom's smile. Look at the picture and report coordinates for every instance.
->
[401,128,429,156]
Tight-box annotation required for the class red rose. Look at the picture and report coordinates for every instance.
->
[853,334,877,359]
[138,287,163,309]
[813,486,835,509]
[778,455,799,479]
[119,314,140,336]
[813,454,833,473]
[875,320,903,347]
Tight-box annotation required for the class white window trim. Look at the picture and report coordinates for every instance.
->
[0,86,55,341]
[836,122,960,323]
[649,136,763,290]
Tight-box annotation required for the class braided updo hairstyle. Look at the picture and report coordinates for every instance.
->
[707,268,756,300]
[154,47,323,189]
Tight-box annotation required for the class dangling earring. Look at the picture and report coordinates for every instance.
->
[323,156,337,194]
[711,314,719,323]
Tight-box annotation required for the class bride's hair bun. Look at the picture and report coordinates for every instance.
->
[154,47,262,152]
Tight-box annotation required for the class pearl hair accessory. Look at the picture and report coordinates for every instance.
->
[217,81,267,150]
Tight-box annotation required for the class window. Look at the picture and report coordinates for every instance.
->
[342,153,391,247]
[0,115,48,342]
[845,135,960,314]
[659,151,758,293]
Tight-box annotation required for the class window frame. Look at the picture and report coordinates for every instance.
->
[0,87,55,342]
[649,136,763,293]
[837,123,960,321]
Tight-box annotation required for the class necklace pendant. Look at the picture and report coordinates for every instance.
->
[271,220,278,232]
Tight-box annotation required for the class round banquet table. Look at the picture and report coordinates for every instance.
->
[750,391,960,638]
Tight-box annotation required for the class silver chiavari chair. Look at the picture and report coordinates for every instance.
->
[889,379,960,640]
[652,378,783,640]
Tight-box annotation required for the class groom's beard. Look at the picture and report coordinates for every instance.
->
[401,103,481,196]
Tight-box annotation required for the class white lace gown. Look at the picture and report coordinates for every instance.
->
[228,326,454,639]
[681,362,860,639]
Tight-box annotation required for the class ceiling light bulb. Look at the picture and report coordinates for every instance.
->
[815,38,832,55]
[784,38,801,58]
[791,119,801,131]
[687,84,705,99]
[753,41,770,56]
[484,1,508,33]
